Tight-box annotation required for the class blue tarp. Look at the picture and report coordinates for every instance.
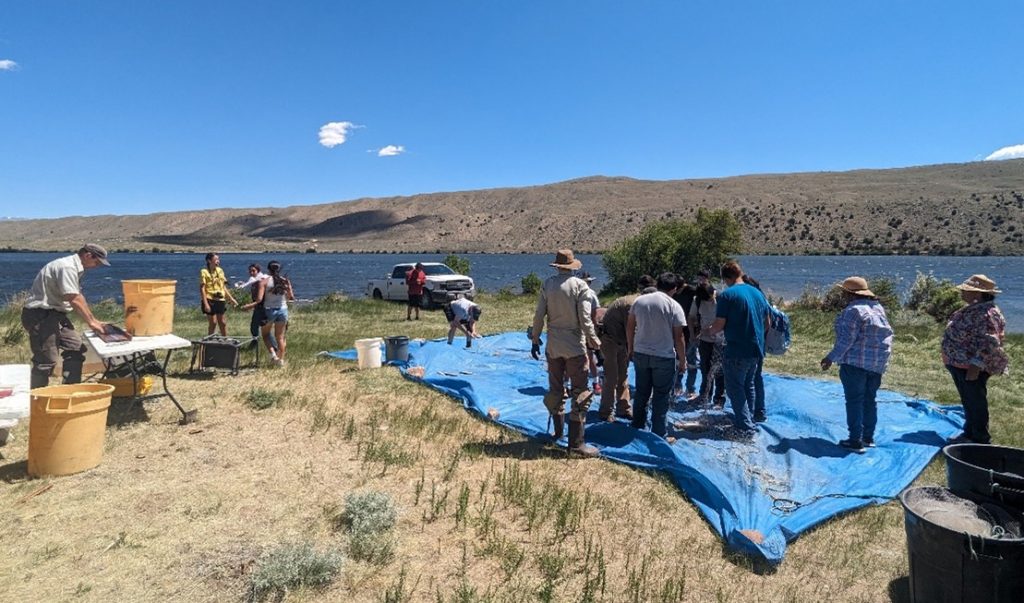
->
[327,332,964,564]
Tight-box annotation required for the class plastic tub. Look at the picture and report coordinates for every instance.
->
[901,486,1024,602]
[123,279,177,336]
[385,336,410,363]
[28,383,115,477]
[945,444,1024,511]
[355,338,383,369]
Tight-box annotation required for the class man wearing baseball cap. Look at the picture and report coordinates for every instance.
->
[21,244,111,388]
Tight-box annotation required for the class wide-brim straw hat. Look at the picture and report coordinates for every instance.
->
[956,274,1001,294]
[838,276,875,298]
[550,249,582,270]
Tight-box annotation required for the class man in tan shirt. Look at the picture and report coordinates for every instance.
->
[531,249,602,457]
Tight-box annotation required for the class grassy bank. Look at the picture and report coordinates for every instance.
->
[0,293,1021,602]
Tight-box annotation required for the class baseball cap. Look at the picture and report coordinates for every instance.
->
[82,243,110,266]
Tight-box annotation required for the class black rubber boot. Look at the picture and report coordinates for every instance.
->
[567,420,598,458]
[551,413,565,440]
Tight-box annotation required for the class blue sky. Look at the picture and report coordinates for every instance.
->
[1,1,1022,219]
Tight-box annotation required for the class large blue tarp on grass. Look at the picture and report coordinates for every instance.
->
[327,332,964,564]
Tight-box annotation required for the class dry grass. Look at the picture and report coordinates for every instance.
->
[0,293,1021,602]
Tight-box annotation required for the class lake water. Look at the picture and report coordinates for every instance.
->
[2,252,1022,332]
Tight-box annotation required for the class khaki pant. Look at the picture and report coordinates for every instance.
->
[21,307,86,389]
[599,337,631,418]
[543,354,590,420]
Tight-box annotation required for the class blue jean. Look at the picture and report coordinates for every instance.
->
[753,356,765,416]
[946,365,992,444]
[631,352,677,437]
[723,356,760,431]
[839,364,882,443]
[685,341,700,393]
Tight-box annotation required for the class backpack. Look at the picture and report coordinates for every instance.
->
[764,305,791,355]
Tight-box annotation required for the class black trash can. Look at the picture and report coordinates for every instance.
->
[901,486,1024,603]
[945,444,1024,511]
[384,336,410,363]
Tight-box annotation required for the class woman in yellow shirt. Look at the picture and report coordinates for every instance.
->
[200,253,238,336]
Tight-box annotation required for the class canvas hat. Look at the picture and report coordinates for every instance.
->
[956,274,1001,294]
[550,249,582,270]
[579,271,595,282]
[82,243,110,266]
[838,276,874,298]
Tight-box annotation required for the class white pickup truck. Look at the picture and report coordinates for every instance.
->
[366,262,475,308]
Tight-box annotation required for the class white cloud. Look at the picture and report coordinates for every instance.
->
[377,145,405,157]
[0,60,18,71]
[318,121,358,148]
[984,144,1024,161]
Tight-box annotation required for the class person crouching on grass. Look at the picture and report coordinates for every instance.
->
[200,252,238,336]
[446,294,482,348]
[820,276,894,453]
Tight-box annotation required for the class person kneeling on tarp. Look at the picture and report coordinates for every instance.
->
[446,295,482,348]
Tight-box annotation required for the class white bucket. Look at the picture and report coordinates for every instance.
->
[354,338,383,370]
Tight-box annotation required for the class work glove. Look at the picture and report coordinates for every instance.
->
[531,341,542,361]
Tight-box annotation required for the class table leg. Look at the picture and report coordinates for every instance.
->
[159,350,197,424]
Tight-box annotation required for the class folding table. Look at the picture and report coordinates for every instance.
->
[83,331,197,424]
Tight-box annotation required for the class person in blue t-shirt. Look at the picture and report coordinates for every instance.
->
[703,261,771,435]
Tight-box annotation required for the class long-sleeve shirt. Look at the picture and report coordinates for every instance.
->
[532,272,600,359]
[942,301,1009,375]
[826,298,894,375]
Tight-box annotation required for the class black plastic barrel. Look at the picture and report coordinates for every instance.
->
[384,336,410,363]
[945,444,1024,511]
[901,486,1024,602]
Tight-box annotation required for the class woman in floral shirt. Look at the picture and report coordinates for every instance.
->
[941,274,1009,445]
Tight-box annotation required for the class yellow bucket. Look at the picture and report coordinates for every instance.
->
[28,383,115,477]
[123,279,177,336]
[99,375,153,398]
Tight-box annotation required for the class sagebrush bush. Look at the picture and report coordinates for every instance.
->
[906,272,964,323]
[339,491,397,534]
[337,491,399,564]
[520,272,542,295]
[247,542,343,602]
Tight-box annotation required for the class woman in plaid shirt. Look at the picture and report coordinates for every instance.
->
[820,276,894,453]
[942,274,1009,445]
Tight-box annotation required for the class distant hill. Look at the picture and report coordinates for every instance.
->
[1,160,1022,256]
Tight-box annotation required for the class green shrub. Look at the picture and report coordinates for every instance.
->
[906,272,965,323]
[602,209,741,294]
[520,272,543,295]
[443,254,471,276]
[245,388,290,411]
[247,542,343,602]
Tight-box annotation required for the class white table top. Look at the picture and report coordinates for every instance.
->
[84,331,192,360]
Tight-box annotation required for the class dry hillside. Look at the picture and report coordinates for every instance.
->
[2,159,1023,255]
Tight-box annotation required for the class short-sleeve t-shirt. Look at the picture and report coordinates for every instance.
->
[450,297,478,322]
[715,283,769,359]
[629,290,687,359]
[25,253,84,313]
[200,266,228,300]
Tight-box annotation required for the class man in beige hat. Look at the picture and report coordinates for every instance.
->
[531,249,602,457]
[21,244,111,389]
[820,276,893,453]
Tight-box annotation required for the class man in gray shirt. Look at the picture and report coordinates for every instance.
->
[531,249,602,457]
[21,244,110,388]
[627,272,687,439]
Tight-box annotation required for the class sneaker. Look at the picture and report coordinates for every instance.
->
[273,357,285,368]
[863,439,877,448]
[839,439,866,453]
[753,411,767,423]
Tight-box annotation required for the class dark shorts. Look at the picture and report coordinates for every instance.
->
[408,293,423,307]
[203,299,227,315]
